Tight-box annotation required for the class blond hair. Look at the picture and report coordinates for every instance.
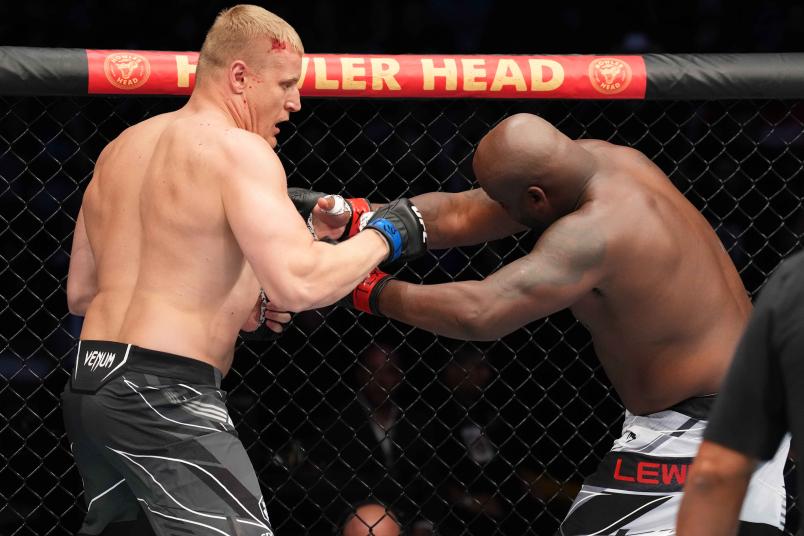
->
[197,5,303,80]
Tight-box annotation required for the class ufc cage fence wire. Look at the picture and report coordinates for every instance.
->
[1,52,804,536]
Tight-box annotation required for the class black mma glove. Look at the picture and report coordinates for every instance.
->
[339,268,396,315]
[287,187,325,220]
[286,187,370,240]
[362,198,427,264]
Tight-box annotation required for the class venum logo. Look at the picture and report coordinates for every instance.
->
[103,53,151,90]
[83,350,116,372]
[588,57,632,95]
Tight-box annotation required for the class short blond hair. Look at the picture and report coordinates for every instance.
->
[197,5,303,79]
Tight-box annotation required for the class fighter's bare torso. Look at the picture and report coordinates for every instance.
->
[79,110,263,374]
[566,140,751,414]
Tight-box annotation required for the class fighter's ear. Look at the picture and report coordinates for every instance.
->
[526,185,546,208]
[228,60,248,93]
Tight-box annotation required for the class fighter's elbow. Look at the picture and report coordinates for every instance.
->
[457,303,502,341]
[67,301,85,317]
[66,291,91,316]
[686,455,748,493]
[266,280,330,313]
[266,287,314,313]
[66,230,99,316]
[66,279,95,316]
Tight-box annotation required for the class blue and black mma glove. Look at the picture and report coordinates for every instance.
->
[362,198,427,266]
[339,199,426,315]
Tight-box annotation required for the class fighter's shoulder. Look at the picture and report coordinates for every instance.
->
[211,124,269,148]
[565,199,615,236]
[553,199,636,265]
[539,206,610,264]
[578,138,648,164]
[196,126,281,174]
[85,134,123,193]
[114,111,176,143]
[223,128,275,158]
[577,190,654,249]
[95,112,178,166]
[575,138,614,152]
[93,137,118,167]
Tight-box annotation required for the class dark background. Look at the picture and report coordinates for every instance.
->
[1,1,803,535]
[1,0,803,55]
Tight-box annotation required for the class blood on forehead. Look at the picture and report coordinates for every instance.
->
[270,39,287,51]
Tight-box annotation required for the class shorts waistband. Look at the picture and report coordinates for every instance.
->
[666,394,717,420]
[77,340,221,387]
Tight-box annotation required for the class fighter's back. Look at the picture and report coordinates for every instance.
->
[573,141,752,413]
[79,111,259,370]
[61,8,416,535]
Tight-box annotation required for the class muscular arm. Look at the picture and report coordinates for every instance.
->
[409,188,526,249]
[66,207,98,316]
[377,212,606,340]
[676,440,755,536]
[220,132,389,312]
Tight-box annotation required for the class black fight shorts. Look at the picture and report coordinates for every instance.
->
[61,340,273,536]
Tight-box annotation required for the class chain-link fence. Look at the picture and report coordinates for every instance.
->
[1,96,802,535]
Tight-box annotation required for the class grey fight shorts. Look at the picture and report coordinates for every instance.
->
[62,340,273,536]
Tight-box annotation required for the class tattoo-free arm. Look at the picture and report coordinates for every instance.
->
[676,440,756,536]
[66,207,98,316]
[220,132,388,312]
[377,213,606,340]
[409,188,527,249]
